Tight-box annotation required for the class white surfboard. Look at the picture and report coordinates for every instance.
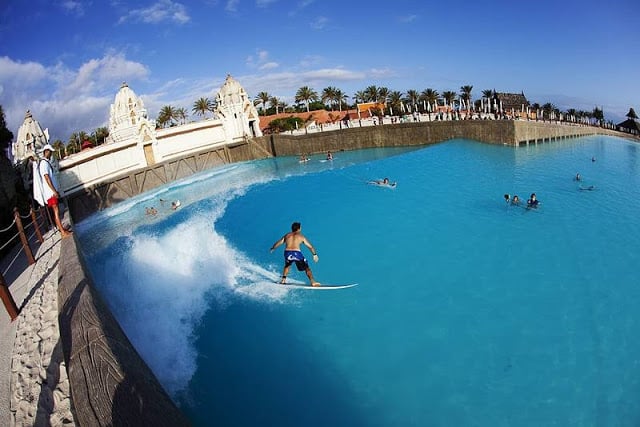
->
[275,283,358,290]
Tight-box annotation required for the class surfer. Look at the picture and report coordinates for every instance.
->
[270,222,320,286]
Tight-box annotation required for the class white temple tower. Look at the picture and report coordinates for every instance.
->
[215,75,263,138]
[12,110,50,164]
[107,82,156,145]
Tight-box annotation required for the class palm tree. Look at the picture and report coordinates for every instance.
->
[192,97,214,118]
[67,132,81,155]
[460,85,473,110]
[378,87,390,105]
[94,127,109,145]
[158,105,177,128]
[542,103,555,120]
[405,89,419,110]
[51,139,65,159]
[321,86,338,111]
[269,96,280,115]
[592,107,604,125]
[421,88,439,109]
[334,89,347,112]
[388,91,403,114]
[295,86,318,112]
[441,91,457,108]
[363,85,379,103]
[254,92,270,116]
[175,107,188,125]
[353,91,367,105]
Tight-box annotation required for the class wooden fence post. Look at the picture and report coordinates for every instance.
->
[31,208,44,243]
[14,208,35,265]
[0,272,20,321]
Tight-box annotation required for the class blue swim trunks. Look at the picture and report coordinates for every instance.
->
[284,250,309,271]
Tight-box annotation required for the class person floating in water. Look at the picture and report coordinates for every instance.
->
[592,156,596,162]
[370,177,397,187]
[579,185,596,191]
[575,173,581,181]
[326,151,333,160]
[270,222,320,286]
[504,194,510,204]
[526,193,539,208]
[511,195,520,205]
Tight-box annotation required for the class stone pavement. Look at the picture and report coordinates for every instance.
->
[1,229,75,426]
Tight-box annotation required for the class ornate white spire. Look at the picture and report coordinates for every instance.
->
[12,110,50,164]
[215,75,262,137]
[108,82,154,144]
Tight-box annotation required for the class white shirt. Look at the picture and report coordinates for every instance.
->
[37,159,59,203]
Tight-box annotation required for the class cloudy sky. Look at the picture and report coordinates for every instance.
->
[1,0,638,141]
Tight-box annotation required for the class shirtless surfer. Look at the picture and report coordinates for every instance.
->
[270,222,320,286]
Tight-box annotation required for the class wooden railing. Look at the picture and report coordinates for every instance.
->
[0,206,48,321]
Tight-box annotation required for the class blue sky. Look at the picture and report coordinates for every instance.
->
[1,0,638,140]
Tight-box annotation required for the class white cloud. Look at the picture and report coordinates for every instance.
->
[256,0,277,7]
[118,0,190,24]
[310,16,327,30]
[246,49,276,70]
[0,53,150,141]
[398,14,418,23]
[61,0,86,16]
[65,52,150,98]
[225,0,239,12]
[259,62,279,70]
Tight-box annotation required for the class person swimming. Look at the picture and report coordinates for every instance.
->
[369,177,397,187]
[504,194,510,204]
[511,195,520,205]
[526,193,539,208]
[575,173,581,181]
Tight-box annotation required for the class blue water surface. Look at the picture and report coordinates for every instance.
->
[75,136,640,427]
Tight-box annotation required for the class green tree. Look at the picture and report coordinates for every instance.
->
[157,105,177,128]
[388,91,403,114]
[421,88,439,109]
[269,96,280,115]
[52,139,65,159]
[321,86,338,111]
[175,107,188,125]
[378,87,390,105]
[460,85,473,109]
[592,107,604,125]
[0,105,13,155]
[405,89,419,108]
[363,85,379,103]
[353,91,366,105]
[295,86,318,112]
[441,91,457,107]
[192,97,214,118]
[94,127,109,145]
[334,89,347,112]
[254,92,270,116]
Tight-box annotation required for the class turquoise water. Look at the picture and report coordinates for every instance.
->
[76,136,640,426]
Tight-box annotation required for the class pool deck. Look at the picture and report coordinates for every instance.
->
[0,229,74,426]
